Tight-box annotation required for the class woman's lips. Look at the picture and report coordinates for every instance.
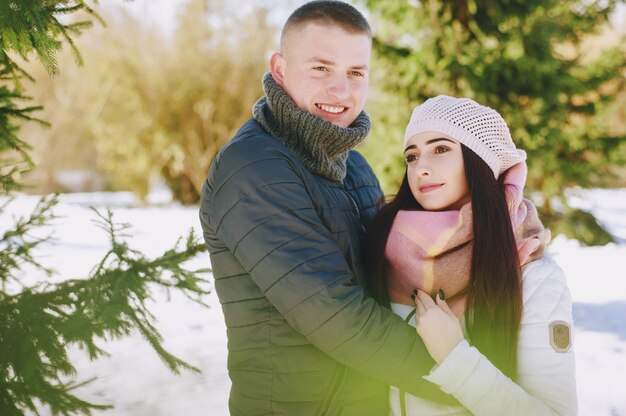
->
[419,183,443,193]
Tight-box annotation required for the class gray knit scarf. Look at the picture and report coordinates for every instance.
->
[252,72,371,182]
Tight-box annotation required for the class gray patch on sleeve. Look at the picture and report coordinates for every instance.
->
[549,320,572,352]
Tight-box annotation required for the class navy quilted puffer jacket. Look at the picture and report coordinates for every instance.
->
[200,119,450,416]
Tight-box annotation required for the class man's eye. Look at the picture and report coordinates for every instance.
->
[315,66,329,72]
[351,71,365,77]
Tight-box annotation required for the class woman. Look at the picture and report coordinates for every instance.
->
[365,96,577,415]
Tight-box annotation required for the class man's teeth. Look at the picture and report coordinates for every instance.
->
[317,104,345,114]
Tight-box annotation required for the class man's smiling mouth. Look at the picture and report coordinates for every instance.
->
[316,104,347,114]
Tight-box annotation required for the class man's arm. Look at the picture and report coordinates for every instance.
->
[203,138,454,402]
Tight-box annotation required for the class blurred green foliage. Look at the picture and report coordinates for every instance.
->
[360,0,626,245]
[543,207,614,246]
[22,0,276,203]
[89,0,274,203]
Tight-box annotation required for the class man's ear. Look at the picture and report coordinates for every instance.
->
[269,52,285,86]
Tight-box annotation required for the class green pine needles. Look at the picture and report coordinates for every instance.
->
[0,0,99,193]
[0,0,101,77]
[0,196,211,415]
[0,85,46,194]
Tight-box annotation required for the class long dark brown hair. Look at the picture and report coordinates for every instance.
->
[364,145,522,380]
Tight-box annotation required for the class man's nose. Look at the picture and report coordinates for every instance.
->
[327,74,350,99]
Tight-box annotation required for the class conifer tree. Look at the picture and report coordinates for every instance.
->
[0,2,210,414]
[364,0,626,244]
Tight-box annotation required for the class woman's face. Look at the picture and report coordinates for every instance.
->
[404,131,470,211]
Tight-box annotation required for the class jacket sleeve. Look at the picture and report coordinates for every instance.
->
[422,255,578,415]
[205,138,454,402]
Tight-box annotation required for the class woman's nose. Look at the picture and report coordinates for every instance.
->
[412,158,430,176]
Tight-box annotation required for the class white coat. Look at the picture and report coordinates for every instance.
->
[390,254,578,415]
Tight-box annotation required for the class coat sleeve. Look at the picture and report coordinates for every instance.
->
[204,138,454,402]
[422,255,578,415]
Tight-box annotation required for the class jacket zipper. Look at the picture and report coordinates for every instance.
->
[319,365,347,415]
[345,192,360,219]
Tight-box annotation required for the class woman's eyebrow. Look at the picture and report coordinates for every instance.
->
[404,137,455,153]
[425,137,455,145]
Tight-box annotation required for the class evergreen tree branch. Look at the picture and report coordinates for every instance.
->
[0,195,58,292]
[0,199,211,415]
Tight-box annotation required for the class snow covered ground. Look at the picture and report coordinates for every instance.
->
[3,188,626,416]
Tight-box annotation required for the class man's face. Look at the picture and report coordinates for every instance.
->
[270,23,371,128]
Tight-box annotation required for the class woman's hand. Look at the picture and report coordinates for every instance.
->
[414,289,464,364]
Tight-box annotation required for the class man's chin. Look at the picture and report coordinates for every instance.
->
[318,113,354,128]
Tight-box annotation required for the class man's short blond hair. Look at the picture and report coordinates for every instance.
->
[281,1,371,51]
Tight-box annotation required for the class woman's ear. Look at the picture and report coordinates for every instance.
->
[269,52,286,87]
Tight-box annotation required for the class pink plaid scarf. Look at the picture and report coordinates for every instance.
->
[385,162,550,314]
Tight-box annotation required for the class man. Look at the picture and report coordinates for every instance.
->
[200,1,453,414]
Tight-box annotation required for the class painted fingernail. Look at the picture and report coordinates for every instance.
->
[438,289,445,300]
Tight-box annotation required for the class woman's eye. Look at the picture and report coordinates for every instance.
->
[405,154,418,163]
[434,146,450,154]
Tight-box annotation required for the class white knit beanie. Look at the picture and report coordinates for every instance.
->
[404,95,526,178]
